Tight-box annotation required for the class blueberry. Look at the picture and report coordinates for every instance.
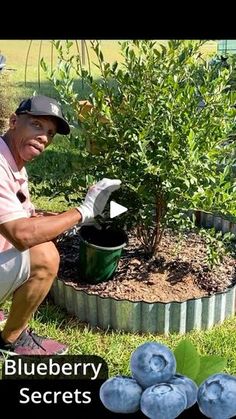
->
[141,383,187,419]
[99,375,142,414]
[130,342,176,388]
[197,373,236,418]
[167,373,198,408]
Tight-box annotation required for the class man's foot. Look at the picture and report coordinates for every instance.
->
[0,310,7,327]
[0,328,68,356]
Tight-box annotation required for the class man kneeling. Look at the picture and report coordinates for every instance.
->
[0,95,121,355]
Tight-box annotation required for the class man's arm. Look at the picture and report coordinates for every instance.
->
[0,178,121,251]
[0,208,82,251]
[34,209,60,216]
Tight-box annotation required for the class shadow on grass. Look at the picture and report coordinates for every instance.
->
[26,147,80,203]
[27,147,77,180]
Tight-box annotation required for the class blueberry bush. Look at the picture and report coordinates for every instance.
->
[41,40,236,260]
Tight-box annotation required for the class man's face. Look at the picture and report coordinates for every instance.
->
[9,113,57,166]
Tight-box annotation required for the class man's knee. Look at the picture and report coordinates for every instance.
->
[29,241,60,279]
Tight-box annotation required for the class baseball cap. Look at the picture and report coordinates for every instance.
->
[15,95,70,135]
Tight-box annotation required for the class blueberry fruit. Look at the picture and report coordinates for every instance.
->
[141,383,187,419]
[167,373,198,408]
[197,373,236,418]
[99,375,142,414]
[130,342,176,388]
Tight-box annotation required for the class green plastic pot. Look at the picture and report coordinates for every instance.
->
[78,225,128,284]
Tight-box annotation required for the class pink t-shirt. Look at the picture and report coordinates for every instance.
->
[0,137,35,251]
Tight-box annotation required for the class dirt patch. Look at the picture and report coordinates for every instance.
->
[55,228,236,303]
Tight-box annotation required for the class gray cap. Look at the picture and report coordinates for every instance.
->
[15,95,70,135]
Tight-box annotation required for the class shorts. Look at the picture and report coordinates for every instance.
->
[0,247,30,304]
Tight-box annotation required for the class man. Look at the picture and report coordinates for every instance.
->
[0,95,121,355]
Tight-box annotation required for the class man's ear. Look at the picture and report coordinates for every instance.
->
[9,113,17,129]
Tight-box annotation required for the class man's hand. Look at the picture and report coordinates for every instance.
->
[77,178,121,224]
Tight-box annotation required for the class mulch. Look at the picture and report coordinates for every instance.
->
[55,227,236,303]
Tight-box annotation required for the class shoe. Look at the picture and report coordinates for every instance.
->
[0,328,68,356]
[0,310,7,327]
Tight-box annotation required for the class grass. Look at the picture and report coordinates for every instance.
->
[2,297,236,376]
[26,134,79,212]
[3,39,235,379]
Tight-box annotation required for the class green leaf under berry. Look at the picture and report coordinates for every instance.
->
[174,339,200,380]
[195,355,227,386]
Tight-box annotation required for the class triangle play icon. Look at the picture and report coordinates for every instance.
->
[110,201,128,218]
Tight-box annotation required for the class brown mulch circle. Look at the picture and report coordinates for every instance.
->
[55,228,236,303]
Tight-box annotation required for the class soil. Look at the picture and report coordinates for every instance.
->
[80,225,127,247]
[55,227,236,303]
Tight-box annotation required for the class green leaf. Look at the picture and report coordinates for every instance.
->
[174,339,200,380]
[184,179,190,188]
[195,356,227,386]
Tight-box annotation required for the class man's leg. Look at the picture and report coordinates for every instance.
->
[1,241,60,343]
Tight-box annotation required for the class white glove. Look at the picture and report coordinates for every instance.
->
[77,178,121,224]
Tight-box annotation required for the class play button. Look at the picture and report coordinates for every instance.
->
[110,201,128,218]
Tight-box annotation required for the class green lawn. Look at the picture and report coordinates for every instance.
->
[0,39,218,107]
[23,302,236,376]
[0,40,126,104]
[3,40,235,380]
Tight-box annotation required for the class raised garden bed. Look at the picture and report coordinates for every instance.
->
[50,211,236,334]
